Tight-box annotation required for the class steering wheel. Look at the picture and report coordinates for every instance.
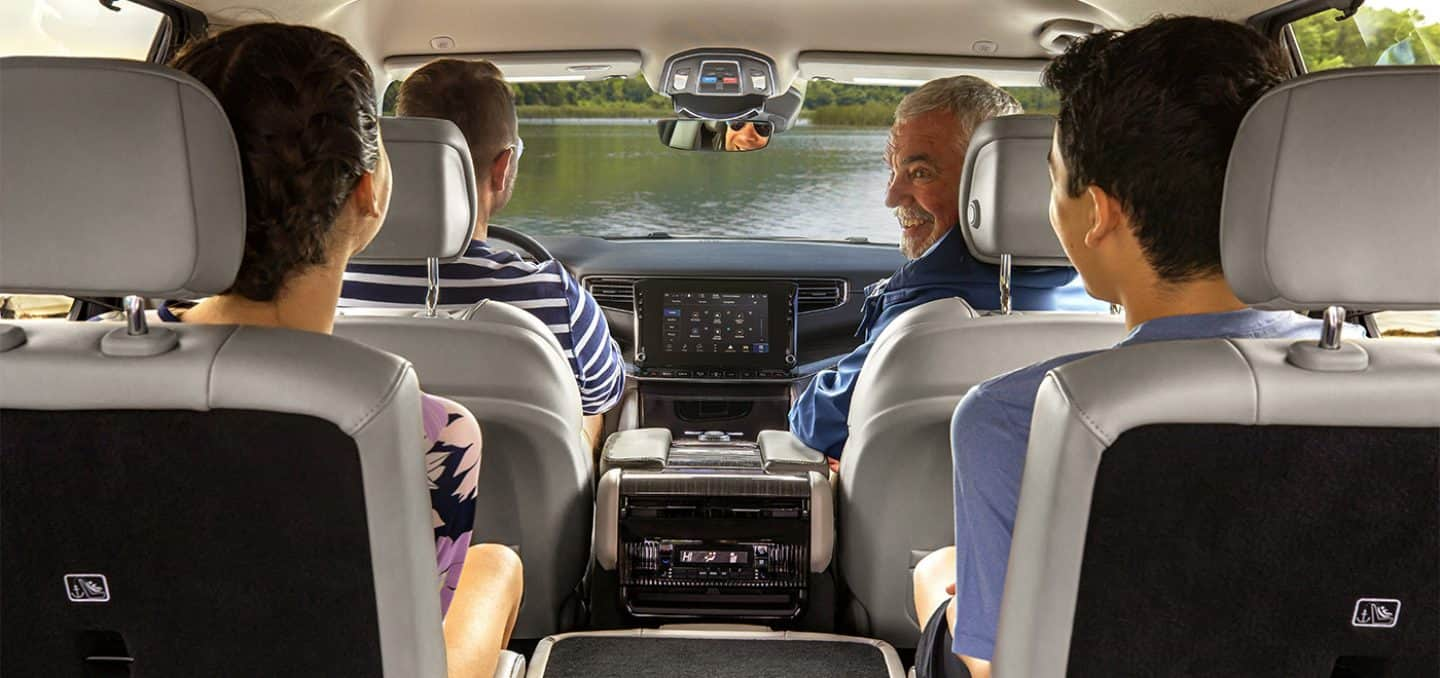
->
[488,225,555,263]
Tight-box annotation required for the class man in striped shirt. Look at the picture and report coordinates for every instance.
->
[340,59,625,446]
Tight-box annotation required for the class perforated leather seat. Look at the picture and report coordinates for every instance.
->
[0,57,447,677]
[836,115,1125,647]
[994,67,1440,677]
[333,117,593,639]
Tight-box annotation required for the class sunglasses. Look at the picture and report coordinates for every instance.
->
[500,136,524,162]
[727,121,772,137]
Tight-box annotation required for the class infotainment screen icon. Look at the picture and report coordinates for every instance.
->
[634,279,798,380]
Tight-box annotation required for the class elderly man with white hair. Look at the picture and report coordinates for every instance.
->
[788,76,1087,460]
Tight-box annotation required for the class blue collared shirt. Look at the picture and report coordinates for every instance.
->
[949,308,1344,661]
[788,230,1102,458]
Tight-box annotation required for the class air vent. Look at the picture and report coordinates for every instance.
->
[796,279,847,313]
[585,276,639,312]
[583,277,848,314]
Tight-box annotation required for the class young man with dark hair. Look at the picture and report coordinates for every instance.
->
[910,17,1339,678]
[341,59,626,447]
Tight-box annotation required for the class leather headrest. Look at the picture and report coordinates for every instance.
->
[1222,67,1440,311]
[350,117,477,263]
[958,114,1070,267]
[0,57,244,297]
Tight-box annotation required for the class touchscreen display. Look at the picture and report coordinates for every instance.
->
[636,279,795,372]
[661,292,769,356]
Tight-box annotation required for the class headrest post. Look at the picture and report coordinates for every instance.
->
[1319,305,1346,350]
[998,253,1013,315]
[424,257,441,318]
[123,295,149,336]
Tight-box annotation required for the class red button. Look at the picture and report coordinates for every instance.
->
[721,77,738,84]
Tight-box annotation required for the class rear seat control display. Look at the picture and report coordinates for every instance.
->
[635,279,797,380]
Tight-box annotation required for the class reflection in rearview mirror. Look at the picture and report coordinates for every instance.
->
[657,119,772,152]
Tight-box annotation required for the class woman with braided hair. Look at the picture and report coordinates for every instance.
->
[162,23,522,677]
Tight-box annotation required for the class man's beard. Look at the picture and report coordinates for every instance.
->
[896,207,939,259]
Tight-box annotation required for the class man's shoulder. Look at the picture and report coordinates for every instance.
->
[965,350,1103,416]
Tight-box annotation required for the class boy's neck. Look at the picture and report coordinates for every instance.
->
[1118,274,1249,331]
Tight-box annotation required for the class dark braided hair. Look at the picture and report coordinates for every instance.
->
[171,23,380,301]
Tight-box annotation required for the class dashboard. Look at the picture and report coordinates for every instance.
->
[534,235,907,373]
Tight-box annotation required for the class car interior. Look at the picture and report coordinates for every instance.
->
[1,1,1437,677]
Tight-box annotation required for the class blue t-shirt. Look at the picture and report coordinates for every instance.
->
[788,230,1103,458]
[949,308,1340,661]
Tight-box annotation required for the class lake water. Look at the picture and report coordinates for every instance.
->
[501,121,899,243]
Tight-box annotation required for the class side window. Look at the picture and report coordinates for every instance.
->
[1291,3,1439,71]
[1375,311,1440,338]
[0,1,165,59]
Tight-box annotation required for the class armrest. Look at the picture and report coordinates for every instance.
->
[492,649,525,678]
[600,428,671,475]
[757,430,829,475]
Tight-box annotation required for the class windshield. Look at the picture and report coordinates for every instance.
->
[384,78,1054,242]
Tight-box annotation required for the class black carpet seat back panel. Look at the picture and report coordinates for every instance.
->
[1065,424,1438,678]
[1,409,384,678]
[542,636,891,678]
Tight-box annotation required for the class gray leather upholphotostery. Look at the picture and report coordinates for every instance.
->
[994,337,1440,676]
[0,322,448,677]
[335,113,593,638]
[958,115,1070,267]
[838,298,1125,647]
[351,117,478,264]
[334,300,592,639]
[494,649,527,678]
[600,428,672,474]
[998,68,1440,675]
[1221,67,1440,311]
[0,57,244,298]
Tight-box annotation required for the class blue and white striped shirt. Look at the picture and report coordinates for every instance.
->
[340,240,627,415]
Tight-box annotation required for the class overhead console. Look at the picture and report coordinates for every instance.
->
[660,49,779,121]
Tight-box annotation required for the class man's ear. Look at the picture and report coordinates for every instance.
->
[488,148,513,194]
[1082,185,1125,249]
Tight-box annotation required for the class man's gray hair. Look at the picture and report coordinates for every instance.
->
[893,75,1022,145]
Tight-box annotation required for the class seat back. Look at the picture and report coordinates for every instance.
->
[0,58,445,677]
[837,115,1125,647]
[995,68,1440,677]
[334,117,591,638]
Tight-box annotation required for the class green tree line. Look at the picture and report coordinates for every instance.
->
[382,6,1434,125]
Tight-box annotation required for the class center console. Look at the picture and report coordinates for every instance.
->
[630,279,799,442]
[592,429,832,625]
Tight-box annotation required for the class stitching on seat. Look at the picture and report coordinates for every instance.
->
[206,324,243,409]
[1047,372,1111,446]
[1220,338,1262,425]
[174,80,204,293]
[348,360,413,437]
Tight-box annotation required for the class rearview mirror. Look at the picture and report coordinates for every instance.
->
[657,119,772,152]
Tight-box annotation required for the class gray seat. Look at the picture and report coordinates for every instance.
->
[994,67,1440,677]
[0,57,446,677]
[334,117,593,639]
[836,115,1125,647]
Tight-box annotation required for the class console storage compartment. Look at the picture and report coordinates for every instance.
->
[527,629,905,678]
